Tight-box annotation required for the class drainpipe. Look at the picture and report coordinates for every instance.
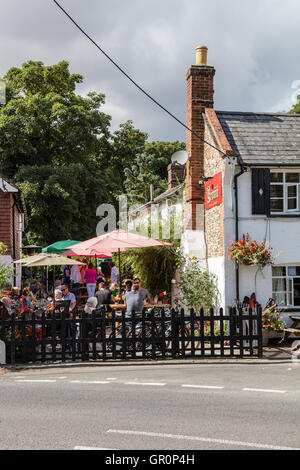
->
[11,197,17,287]
[234,160,246,303]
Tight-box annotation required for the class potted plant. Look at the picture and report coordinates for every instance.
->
[261,299,284,346]
[158,292,169,305]
[229,235,274,267]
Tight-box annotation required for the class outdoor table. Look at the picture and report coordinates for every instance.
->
[282,315,300,340]
[109,304,171,310]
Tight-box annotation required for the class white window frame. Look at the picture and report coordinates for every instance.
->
[270,171,300,215]
[272,266,300,308]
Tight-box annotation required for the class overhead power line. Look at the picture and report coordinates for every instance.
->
[52,0,228,159]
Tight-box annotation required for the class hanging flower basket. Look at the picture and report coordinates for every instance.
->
[229,236,274,267]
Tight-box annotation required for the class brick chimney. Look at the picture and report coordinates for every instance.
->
[167,162,185,190]
[185,46,215,230]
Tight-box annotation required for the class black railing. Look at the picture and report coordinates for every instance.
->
[0,307,263,364]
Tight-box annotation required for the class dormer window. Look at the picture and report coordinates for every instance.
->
[270,171,300,214]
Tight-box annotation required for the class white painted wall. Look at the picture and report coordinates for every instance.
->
[207,256,225,308]
[223,168,300,308]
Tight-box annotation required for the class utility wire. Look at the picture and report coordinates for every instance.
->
[52,0,229,159]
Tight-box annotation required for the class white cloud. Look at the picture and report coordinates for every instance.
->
[0,0,300,140]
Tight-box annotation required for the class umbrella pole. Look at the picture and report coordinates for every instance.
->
[118,248,121,293]
[46,266,49,293]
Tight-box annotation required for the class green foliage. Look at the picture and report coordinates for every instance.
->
[229,236,274,266]
[290,95,300,114]
[0,60,111,176]
[144,141,186,180]
[124,153,168,205]
[0,59,185,246]
[176,255,219,312]
[124,141,186,204]
[262,301,284,331]
[0,242,12,287]
[15,162,115,245]
[121,247,177,298]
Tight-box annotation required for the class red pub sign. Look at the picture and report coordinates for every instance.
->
[205,172,223,210]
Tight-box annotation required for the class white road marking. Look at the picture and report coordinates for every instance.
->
[74,446,117,450]
[243,388,286,394]
[182,384,224,390]
[15,380,57,383]
[70,380,110,384]
[107,429,299,450]
[106,378,117,380]
[124,382,166,386]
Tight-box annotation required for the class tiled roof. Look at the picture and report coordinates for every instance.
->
[216,111,300,165]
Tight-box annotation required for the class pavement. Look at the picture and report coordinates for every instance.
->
[0,359,300,450]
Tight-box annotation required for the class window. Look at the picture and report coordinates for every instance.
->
[270,172,300,214]
[272,266,300,307]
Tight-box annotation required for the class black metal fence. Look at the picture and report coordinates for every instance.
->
[0,307,263,364]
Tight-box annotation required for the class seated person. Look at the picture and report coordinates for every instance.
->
[11,287,20,299]
[97,268,105,285]
[84,297,98,315]
[0,296,13,317]
[96,282,113,307]
[133,278,152,304]
[110,283,118,297]
[22,286,33,308]
[125,280,132,292]
[54,289,63,301]
[61,284,76,315]
[124,283,144,316]
[54,280,62,291]
[33,282,43,299]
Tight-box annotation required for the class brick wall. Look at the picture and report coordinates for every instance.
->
[204,126,225,258]
[0,191,12,254]
[168,163,185,189]
[185,65,215,230]
[203,109,235,258]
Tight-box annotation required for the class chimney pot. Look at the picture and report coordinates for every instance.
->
[196,45,208,66]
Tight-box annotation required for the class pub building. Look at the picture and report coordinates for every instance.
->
[129,46,300,317]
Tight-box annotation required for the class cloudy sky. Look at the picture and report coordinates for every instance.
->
[0,0,300,142]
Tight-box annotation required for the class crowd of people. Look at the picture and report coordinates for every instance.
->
[0,259,154,318]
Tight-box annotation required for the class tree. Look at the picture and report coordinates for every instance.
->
[15,162,115,245]
[175,255,219,312]
[104,120,148,197]
[0,59,185,245]
[124,141,186,205]
[0,60,111,176]
[290,95,300,114]
[124,152,168,205]
[144,140,186,180]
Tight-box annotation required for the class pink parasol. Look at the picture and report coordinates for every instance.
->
[66,230,171,252]
[65,230,172,287]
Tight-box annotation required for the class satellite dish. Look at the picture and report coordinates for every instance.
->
[171,150,188,165]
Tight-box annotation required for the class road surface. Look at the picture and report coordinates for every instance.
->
[0,361,299,450]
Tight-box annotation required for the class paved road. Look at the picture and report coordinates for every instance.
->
[0,362,300,450]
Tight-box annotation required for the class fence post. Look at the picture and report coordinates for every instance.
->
[0,340,6,365]
[171,309,179,359]
[10,313,16,366]
[257,306,263,358]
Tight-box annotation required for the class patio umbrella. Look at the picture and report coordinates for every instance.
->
[63,248,111,258]
[42,240,81,254]
[19,254,84,267]
[66,230,172,288]
[14,254,84,292]
[14,254,44,264]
